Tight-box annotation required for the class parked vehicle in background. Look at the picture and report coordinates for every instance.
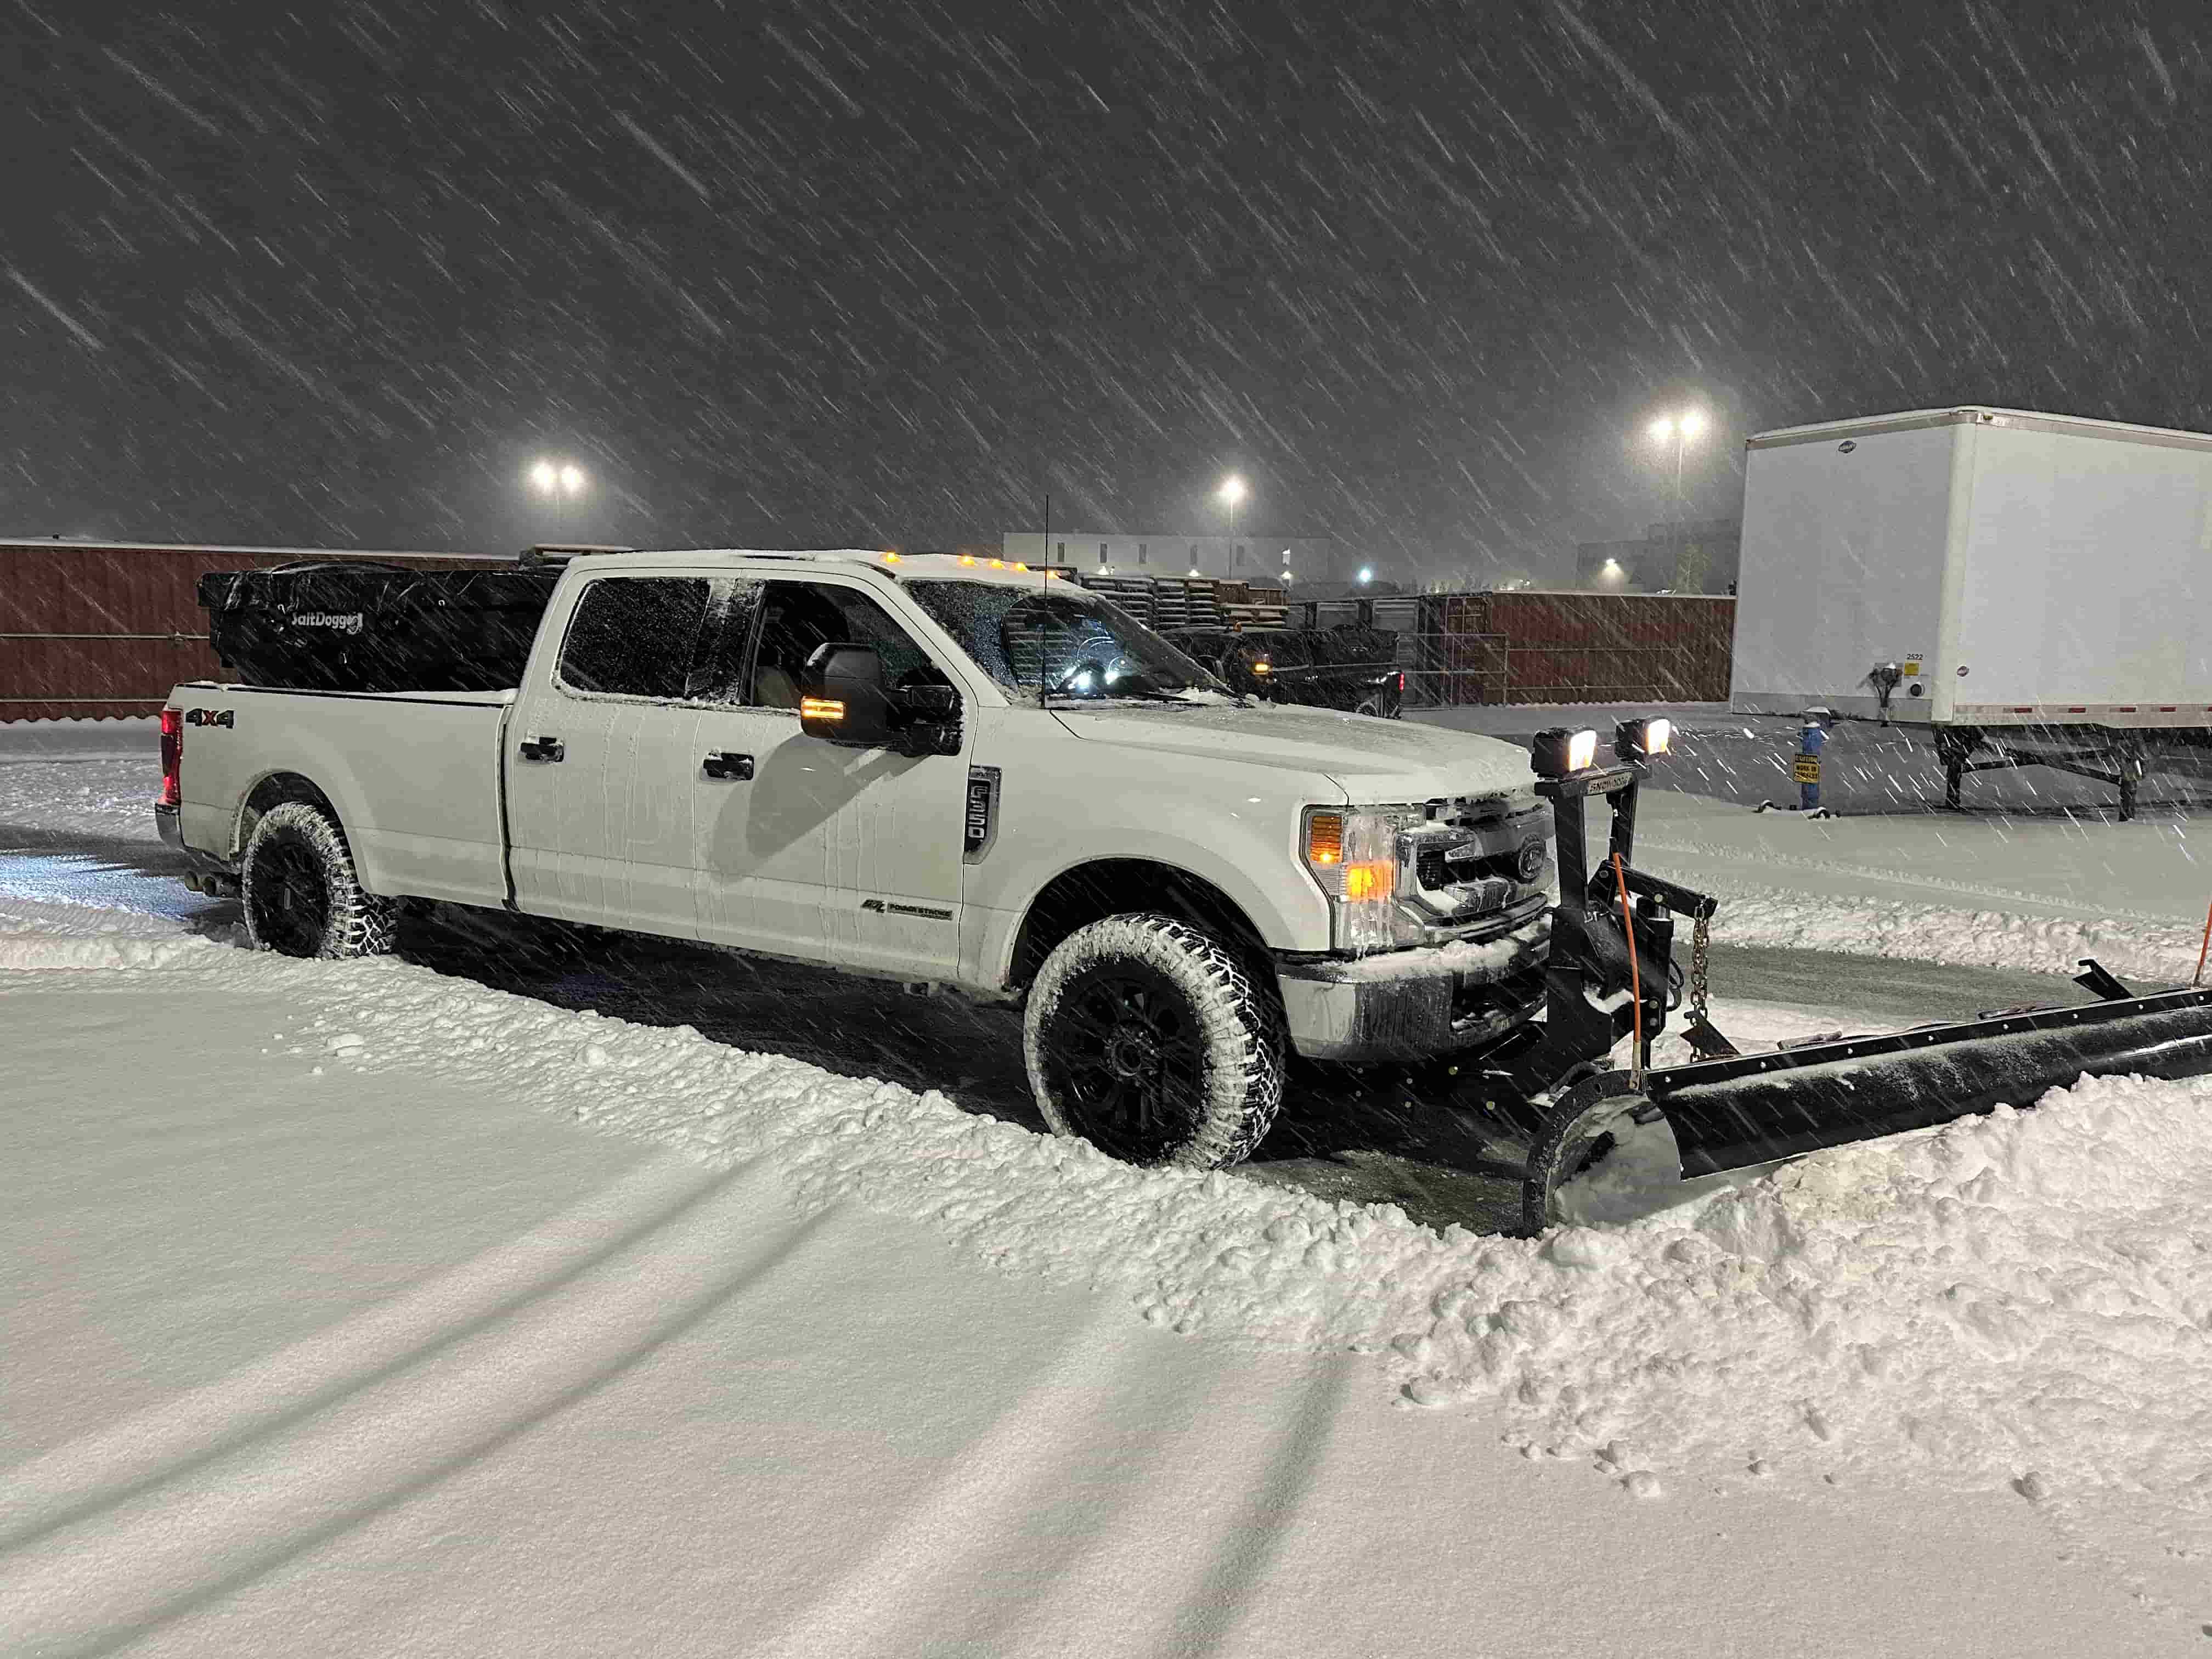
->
[1162,625,1403,717]
[1735,405,2212,817]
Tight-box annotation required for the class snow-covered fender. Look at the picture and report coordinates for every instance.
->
[956,706,1344,990]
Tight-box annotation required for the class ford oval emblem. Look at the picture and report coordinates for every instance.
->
[1515,840,1547,882]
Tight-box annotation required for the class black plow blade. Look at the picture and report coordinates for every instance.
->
[1523,983,2212,1234]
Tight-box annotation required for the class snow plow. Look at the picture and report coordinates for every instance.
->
[1490,720,2212,1233]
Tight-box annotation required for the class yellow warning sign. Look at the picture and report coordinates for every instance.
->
[1901,660,1923,675]
[1792,757,1822,784]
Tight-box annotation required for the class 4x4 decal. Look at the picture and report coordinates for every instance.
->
[184,708,235,729]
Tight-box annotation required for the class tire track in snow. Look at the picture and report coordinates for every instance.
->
[752,1295,1190,1656]
[986,1352,1363,1659]
[0,1160,830,1657]
[756,1321,1362,1659]
[0,1153,725,1553]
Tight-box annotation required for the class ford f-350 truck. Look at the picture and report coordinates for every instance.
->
[159,549,1703,1187]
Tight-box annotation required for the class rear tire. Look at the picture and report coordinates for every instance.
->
[241,801,397,960]
[1024,913,1286,1169]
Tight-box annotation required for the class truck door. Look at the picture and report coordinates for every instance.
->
[505,573,713,938]
[690,577,970,977]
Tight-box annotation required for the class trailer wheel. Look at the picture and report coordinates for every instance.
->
[241,802,397,960]
[1024,913,1285,1170]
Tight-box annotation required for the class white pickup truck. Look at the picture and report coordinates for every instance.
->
[159,549,1627,1174]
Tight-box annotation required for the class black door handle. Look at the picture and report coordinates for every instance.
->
[519,735,565,763]
[702,751,755,781]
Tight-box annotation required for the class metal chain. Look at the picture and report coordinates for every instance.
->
[1690,911,1713,1026]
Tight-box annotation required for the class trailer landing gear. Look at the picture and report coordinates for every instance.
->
[1935,725,2146,820]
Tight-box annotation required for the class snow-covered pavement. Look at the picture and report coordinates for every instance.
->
[5,721,2212,1652]
[4,904,2200,1656]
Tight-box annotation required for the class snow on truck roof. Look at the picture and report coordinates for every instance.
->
[572,549,1072,587]
[1748,406,2212,452]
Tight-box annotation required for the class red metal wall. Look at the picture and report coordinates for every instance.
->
[1413,591,1735,705]
[0,542,506,721]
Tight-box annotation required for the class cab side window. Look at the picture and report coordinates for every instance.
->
[557,578,710,699]
[685,578,769,703]
[749,582,949,709]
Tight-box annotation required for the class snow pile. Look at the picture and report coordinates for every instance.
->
[1398,1082,2212,1499]
[14,913,2209,1547]
[1701,883,2206,986]
[0,758,162,841]
[0,898,230,964]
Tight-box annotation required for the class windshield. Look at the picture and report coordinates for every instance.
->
[905,579,1230,702]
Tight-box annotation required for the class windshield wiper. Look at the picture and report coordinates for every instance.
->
[1043,686,1193,706]
[1044,685,1254,708]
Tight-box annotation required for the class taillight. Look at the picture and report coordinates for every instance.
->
[1395,672,1405,694]
[159,707,182,808]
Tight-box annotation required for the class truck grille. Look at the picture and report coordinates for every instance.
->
[1398,795,1551,924]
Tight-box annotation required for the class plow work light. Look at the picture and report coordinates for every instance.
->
[1615,716,1673,761]
[1531,727,1599,778]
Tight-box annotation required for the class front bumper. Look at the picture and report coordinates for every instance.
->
[1276,910,1550,1063]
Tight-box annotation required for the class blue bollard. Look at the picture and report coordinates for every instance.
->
[1796,719,1827,811]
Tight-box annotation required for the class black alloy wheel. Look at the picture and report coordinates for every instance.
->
[1040,960,1207,1164]
[246,830,334,957]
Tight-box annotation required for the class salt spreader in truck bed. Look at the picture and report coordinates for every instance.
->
[158,550,2212,1227]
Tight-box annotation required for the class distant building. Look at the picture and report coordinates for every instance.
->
[1574,518,1739,594]
[1001,530,1343,587]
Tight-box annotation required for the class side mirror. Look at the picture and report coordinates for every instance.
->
[800,644,895,747]
[799,646,964,755]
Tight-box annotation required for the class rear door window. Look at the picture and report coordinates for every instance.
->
[556,577,711,699]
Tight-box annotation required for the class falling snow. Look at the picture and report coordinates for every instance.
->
[2,5,2204,569]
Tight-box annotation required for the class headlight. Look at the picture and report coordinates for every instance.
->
[1302,805,1414,953]
[1615,716,1672,761]
[1530,726,1599,778]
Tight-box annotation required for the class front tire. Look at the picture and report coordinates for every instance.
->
[241,801,397,960]
[1024,914,1286,1169]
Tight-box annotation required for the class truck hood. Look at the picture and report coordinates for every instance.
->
[1048,703,1536,802]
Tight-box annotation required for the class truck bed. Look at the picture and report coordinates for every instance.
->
[173,682,515,908]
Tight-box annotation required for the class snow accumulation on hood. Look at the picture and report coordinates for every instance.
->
[1051,702,1538,799]
[7,895,2210,1568]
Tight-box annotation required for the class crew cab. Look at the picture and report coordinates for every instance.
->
[157,550,1558,1168]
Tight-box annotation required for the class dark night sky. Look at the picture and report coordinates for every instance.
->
[3,1,2208,581]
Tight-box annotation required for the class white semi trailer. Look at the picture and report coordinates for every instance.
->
[1733,405,2212,817]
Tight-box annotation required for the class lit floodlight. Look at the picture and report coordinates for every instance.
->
[1679,411,1707,439]
[558,463,586,494]
[1217,475,1247,507]
[1615,716,1673,761]
[1357,566,1373,584]
[1531,726,1601,778]
[1649,417,1674,442]
[529,460,558,493]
